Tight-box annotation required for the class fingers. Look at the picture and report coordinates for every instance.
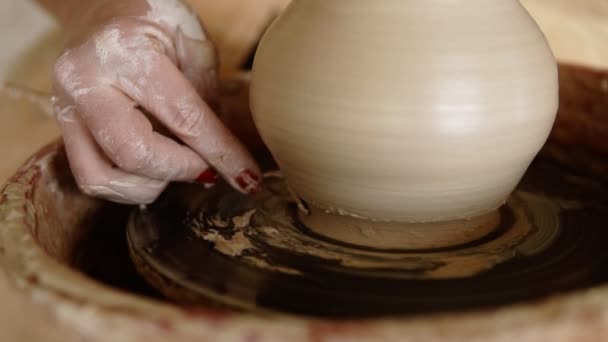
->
[74,86,210,182]
[117,53,262,194]
[55,105,167,205]
[50,16,242,206]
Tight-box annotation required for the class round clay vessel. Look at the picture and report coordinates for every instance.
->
[250,0,559,224]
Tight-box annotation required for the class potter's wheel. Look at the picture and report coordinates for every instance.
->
[127,157,608,318]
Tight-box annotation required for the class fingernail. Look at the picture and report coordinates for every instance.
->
[196,168,219,184]
[235,169,262,194]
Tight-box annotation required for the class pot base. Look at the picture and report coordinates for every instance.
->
[299,204,501,250]
[126,157,608,317]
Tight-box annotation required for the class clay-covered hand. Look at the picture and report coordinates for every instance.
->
[50,0,261,204]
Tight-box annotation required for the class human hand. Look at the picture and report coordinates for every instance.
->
[50,0,262,205]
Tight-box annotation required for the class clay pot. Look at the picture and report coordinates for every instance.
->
[250,0,559,224]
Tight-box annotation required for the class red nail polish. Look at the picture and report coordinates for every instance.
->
[235,169,262,194]
[197,168,219,184]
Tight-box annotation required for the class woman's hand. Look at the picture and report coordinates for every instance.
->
[43,0,262,204]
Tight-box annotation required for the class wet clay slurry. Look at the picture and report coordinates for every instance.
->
[127,157,608,318]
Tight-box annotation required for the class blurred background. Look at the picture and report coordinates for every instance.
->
[0,1,57,182]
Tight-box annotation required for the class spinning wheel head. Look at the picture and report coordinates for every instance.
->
[127,158,608,317]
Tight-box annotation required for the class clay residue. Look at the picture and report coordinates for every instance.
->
[209,216,230,228]
[193,229,253,257]
[187,175,561,280]
[189,207,303,274]
[232,209,256,229]
[189,210,257,257]
[243,256,301,276]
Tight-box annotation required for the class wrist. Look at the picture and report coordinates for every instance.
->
[62,0,150,46]
[62,0,206,48]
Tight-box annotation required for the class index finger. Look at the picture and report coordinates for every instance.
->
[116,53,262,194]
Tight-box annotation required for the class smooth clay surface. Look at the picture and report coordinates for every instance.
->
[251,0,559,223]
[299,204,501,250]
